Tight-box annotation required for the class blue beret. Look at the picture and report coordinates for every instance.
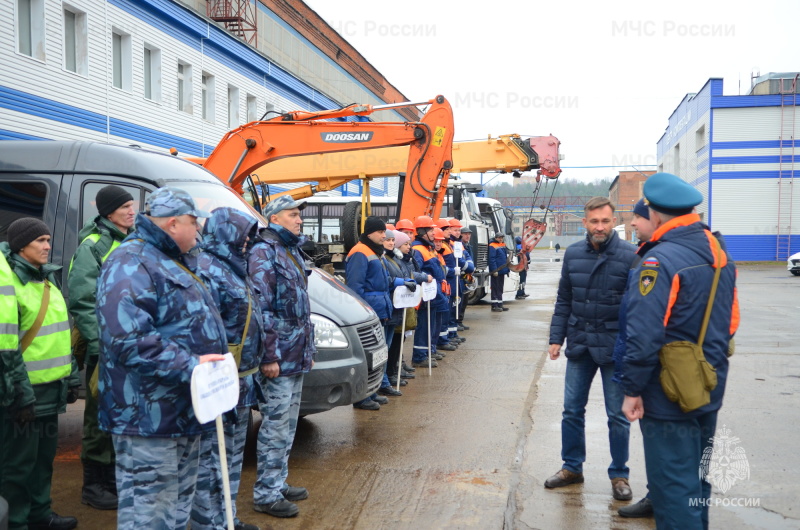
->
[145,187,210,218]
[263,195,306,220]
[632,198,650,220]
[643,173,702,215]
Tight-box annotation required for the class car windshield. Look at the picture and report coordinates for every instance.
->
[168,180,267,228]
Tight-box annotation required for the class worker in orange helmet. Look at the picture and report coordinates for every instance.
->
[448,218,474,334]
[410,216,448,367]
[395,219,415,238]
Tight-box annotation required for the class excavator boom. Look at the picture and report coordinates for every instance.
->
[197,96,454,219]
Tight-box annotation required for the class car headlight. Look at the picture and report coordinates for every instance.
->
[310,314,349,348]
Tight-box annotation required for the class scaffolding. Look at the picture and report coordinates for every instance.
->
[207,0,258,46]
[776,74,798,261]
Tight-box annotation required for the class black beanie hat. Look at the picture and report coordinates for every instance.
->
[8,218,51,253]
[96,185,134,217]
[362,216,386,235]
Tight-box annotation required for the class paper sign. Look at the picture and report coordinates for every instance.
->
[452,242,463,258]
[421,280,437,301]
[393,284,422,308]
[191,353,239,424]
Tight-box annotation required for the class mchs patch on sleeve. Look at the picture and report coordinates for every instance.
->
[639,269,658,295]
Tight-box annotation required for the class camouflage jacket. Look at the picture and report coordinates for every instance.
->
[248,224,315,376]
[197,208,263,405]
[96,213,228,437]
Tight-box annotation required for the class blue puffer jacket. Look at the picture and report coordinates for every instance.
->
[549,231,637,365]
[345,237,392,320]
[197,208,263,407]
[489,241,510,275]
[620,215,739,420]
[97,213,228,438]
[248,224,316,376]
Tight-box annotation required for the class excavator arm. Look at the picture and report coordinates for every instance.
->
[197,96,454,219]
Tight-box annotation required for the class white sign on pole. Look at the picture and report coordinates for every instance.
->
[421,280,438,302]
[452,241,464,258]
[392,284,422,308]
[190,353,239,424]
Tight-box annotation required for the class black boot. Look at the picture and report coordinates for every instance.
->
[103,462,118,496]
[82,461,118,510]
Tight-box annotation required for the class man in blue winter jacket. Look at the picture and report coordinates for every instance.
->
[620,173,739,529]
[545,196,637,501]
[249,196,315,518]
[96,187,227,530]
[346,216,400,409]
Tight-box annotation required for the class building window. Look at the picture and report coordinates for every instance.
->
[63,5,88,75]
[673,143,680,174]
[228,85,240,128]
[16,0,45,60]
[246,94,258,122]
[201,72,215,122]
[177,61,193,114]
[695,125,706,152]
[111,29,132,91]
[143,44,161,102]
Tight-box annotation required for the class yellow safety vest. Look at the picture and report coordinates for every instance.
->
[0,254,19,352]
[13,271,71,385]
[69,233,121,272]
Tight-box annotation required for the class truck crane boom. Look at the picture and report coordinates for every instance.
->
[249,134,561,220]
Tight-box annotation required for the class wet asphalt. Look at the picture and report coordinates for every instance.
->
[48,250,799,529]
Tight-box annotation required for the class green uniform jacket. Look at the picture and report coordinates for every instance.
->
[0,243,80,417]
[68,216,128,363]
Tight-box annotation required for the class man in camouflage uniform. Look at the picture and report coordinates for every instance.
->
[249,196,315,518]
[96,187,227,530]
[68,184,135,510]
[191,207,264,530]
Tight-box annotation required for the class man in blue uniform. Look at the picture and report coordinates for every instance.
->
[545,196,637,501]
[614,198,657,519]
[488,233,509,312]
[249,196,315,518]
[96,187,227,530]
[192,207,264,530]
[621,173,739,529]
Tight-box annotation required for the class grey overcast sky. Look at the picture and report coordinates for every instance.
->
[303,0,797,185]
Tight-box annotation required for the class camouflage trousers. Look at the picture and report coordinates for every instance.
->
[190,405,250,529]
[253,373,304,504]
[112,434,200,530]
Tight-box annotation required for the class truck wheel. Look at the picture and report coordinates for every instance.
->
[792,270,800,276]
[342,201,362,252]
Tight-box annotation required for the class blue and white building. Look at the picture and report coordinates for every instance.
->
[656,73,799,261]
[1,0,409,197]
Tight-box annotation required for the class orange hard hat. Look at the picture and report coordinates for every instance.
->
[414,215,435,229]
[449,218,463,228]
[433,228,446,240]
[395,219,414,231]
[386,223,395,230]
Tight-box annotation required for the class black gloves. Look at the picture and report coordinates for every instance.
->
[67,387,80,404]
[403,280,417,292]
[13,403,36,425]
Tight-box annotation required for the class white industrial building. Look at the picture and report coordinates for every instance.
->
[1,0,411,197]
[656,73,799,261]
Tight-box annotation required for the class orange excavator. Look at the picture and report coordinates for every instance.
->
[187,96,455,224]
